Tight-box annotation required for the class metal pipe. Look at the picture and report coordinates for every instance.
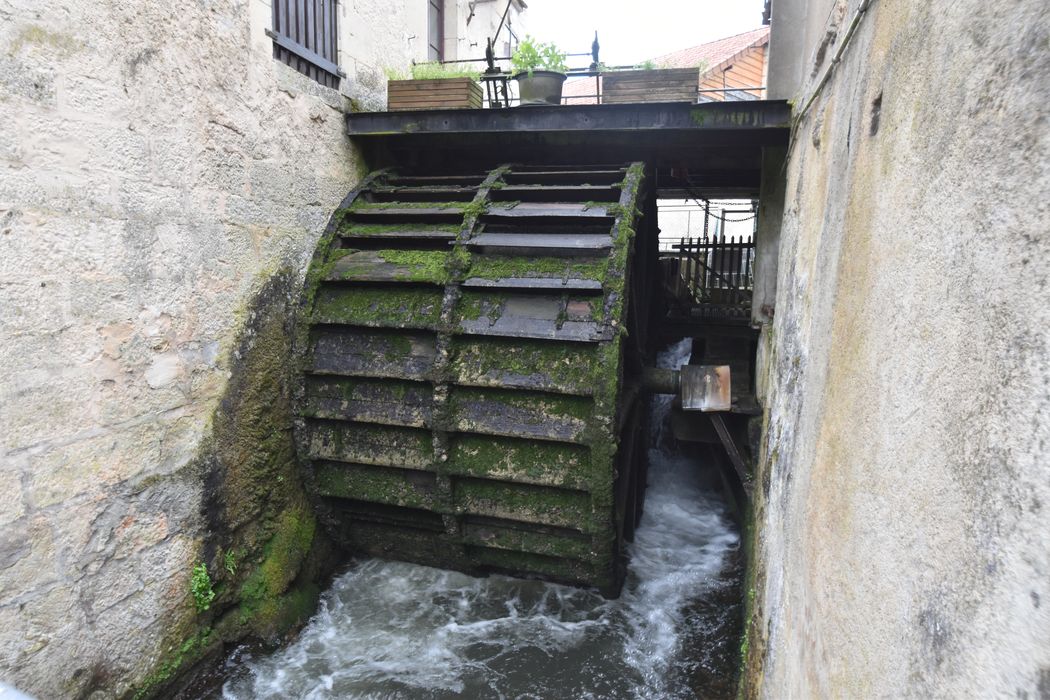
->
[791,0,875,132]
[642,367,680,395]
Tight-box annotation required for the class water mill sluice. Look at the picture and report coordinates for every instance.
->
[294,163,659,596]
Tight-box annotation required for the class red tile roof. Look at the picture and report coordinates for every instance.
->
[562,26,770,103]
[653,26,769,76]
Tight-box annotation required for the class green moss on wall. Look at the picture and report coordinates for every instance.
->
[127,268,339,699]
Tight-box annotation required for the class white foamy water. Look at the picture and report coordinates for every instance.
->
[221,340,740,699]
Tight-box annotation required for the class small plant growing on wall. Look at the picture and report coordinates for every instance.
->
[223,550,237,577]
[191,563,215,612]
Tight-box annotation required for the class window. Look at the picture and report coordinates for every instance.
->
[268,0,342,88]
[428,0,444,62]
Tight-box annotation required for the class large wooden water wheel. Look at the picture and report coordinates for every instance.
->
[293,163,655,596]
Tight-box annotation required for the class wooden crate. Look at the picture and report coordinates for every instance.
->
[387,78,483,111]
[602,68,700,104]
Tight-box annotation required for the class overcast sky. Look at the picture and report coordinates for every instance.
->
[519,0,766,66]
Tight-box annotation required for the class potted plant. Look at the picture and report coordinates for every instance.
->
[385,63,483,111]
[511,37,568,106]
[602,61,705,104]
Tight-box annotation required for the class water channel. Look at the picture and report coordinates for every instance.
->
[217,340,743,699]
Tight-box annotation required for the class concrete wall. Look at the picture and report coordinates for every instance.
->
[0,0,451,696]
[445,0,527,61]
[749,0,1050,696]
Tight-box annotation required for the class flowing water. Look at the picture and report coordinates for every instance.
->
[219,340,743,699]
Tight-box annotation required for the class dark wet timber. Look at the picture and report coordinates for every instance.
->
[293,164,657,596]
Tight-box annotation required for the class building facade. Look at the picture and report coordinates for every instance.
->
[747,0,1050,696]
[0,1,521,697]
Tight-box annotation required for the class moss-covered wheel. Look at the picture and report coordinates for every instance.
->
[293,163,652,595]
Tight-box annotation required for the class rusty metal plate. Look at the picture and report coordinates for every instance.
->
[680,364,731,412]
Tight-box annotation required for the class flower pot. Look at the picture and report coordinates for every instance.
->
[512,70,567,106]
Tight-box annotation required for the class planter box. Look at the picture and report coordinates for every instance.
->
[387,78,483,111]
[602,67,700,104]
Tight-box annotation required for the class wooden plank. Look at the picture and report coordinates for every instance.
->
[341,229,457,242]
[604,90,696,100]
[388,83,476,90]
[266,29,342,77]
[390,175,486,186]
[603,78,695,87]
[305,421,434,470]
[466,233,612,253]
[604,67,698,83]
[387,88,480,97]
[325,250,449,284]
[484,202,612,218]
[709,413,752,496]
[448,435,590,489]
[461,277,603,291]
[387,94,481,103]
[348,205,464,217]
[293,0,305,73]
[309,328,437,380]
[390,78,477,87]
[450,388,590,445]
[450,337,597,397]
[304,376,433,427]
[312,286,444,329]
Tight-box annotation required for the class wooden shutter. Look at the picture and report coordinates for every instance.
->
[269,0,341,88]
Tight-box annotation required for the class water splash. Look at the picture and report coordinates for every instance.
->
[221,339,741,699]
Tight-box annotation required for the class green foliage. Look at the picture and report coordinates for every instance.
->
[385,63,482,81]
[224,551,237,577]
[636,59,658,70]
[190,563,215,613]
[511,36,568,76]
[411,62,482,80]
[132,627,214,700]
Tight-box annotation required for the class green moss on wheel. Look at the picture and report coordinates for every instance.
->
[312,287,443,328]
[449,435,589,489]
[455,479,590,529]
[349,200,466,211]
[467,255,606,282]
[342,222,460,237]
[451,338,596,394]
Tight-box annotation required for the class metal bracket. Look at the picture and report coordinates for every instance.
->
[681,364,731,412]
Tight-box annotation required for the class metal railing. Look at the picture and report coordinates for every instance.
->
[666,236,755,322]
[429,31,766,108]
[484,72,767,108]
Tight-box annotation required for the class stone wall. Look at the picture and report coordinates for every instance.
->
[748,0,1050,696]
[0,0,419,696]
